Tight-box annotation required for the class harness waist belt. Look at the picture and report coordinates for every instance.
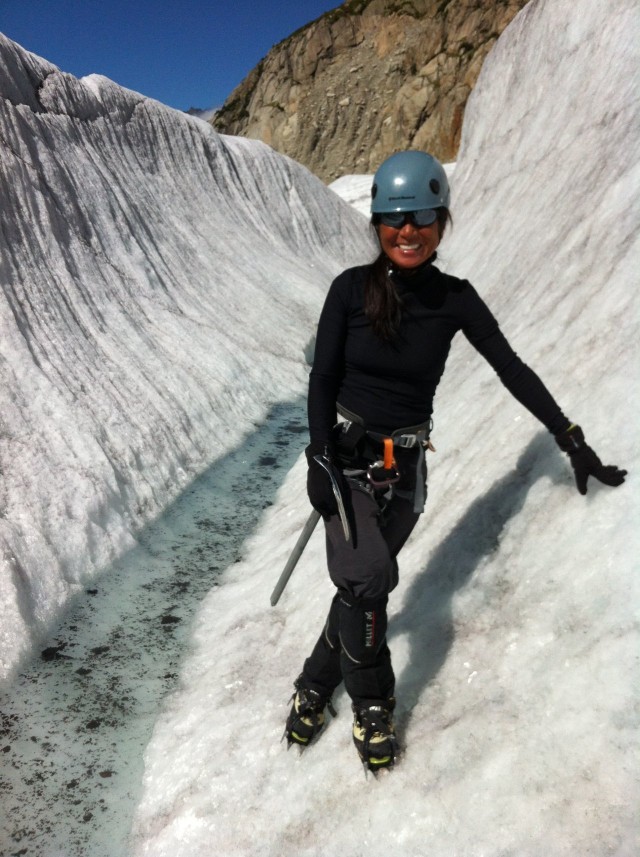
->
[336,403,432,514]
[336,403,432,448]
[366,429,426,449]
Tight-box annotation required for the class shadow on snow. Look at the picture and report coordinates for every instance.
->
[391,431,568,731]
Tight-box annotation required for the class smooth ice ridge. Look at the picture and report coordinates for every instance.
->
[0,33,375,678]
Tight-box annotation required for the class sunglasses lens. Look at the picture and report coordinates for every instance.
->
[379,209,437,227]
[413,209,438,226]
[380,212,405,227]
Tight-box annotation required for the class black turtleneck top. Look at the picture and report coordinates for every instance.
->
[308,262,570,445]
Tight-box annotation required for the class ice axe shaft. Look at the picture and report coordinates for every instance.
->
[270,509,322,606]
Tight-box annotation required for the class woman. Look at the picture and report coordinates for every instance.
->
[284,151,626,772]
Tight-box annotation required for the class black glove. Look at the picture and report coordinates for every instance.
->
[305,441,342,518]
[555,424,627,495]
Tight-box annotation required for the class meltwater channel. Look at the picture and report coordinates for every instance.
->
[0,400,307,857]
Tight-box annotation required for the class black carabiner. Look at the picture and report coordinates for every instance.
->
[366,461,401,489]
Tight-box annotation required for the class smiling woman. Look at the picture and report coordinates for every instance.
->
[365,152,451,339]
[282,148,627,773]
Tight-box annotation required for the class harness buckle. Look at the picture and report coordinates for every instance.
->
[394,433,418,448]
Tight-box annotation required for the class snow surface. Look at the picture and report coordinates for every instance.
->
[0,0,639,853]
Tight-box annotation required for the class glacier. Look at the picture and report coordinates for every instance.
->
[0,0,639,853]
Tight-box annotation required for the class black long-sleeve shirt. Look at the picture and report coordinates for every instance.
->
[308,262,570,445]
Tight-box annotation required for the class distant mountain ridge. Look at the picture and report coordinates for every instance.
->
[212,0,529,181]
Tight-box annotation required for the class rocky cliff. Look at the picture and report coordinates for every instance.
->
[212,0,529,182]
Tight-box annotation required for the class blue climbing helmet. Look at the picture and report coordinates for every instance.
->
[371,151,450,214]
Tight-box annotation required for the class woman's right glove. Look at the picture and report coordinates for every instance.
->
[555,424,627,495]
[305,441,342,518]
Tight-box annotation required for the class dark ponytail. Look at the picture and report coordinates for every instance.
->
[364,253,403,341]
[364,208,451,341]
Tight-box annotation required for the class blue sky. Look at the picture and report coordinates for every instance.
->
[0,0,341,112]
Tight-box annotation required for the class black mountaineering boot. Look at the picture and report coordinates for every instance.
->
[352,699,398,772]
[284,675,335,749]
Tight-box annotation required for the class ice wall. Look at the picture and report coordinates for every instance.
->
[0,33,375,679]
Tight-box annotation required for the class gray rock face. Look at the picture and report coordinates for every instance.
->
[212,0,529,181]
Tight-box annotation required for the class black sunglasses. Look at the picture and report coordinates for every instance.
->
[377,209,438,228]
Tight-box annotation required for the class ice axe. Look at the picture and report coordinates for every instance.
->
[270,509,321,606]
[270,454,351,606]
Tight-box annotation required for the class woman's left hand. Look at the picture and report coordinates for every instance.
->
[555,424,628,495]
